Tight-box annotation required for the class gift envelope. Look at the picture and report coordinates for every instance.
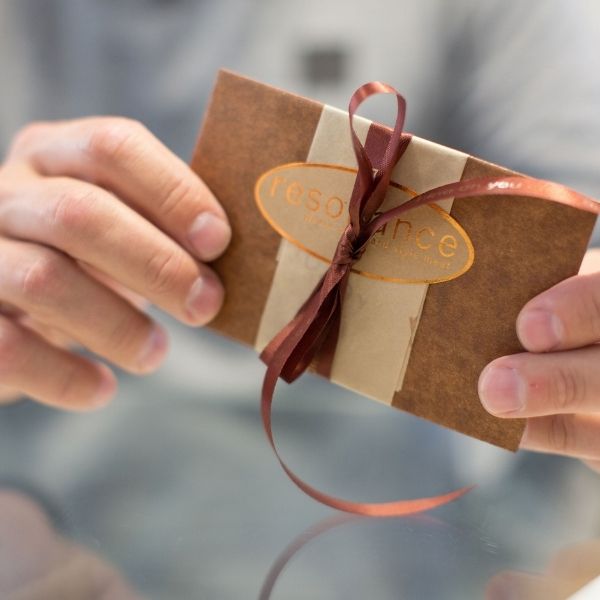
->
[191,70,596,451]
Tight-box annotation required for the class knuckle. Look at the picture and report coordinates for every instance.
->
[19,250,66,307]
[84,118,146,162]
[158,176,195,218]
[143,249,186,296]
[10,121,51,153]
[546,414,575,453]
[551,364,583,412]
[49,185,98,236]
[106,313,146,359]
[0,318,26,376]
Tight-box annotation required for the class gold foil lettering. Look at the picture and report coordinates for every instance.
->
[255,162,474,284]
[326,196,344,219]
[392,220,411,241]
[307,188,321,211]
[438,234,458,257]
[286,182,303,205]
[416,227,434,250]
[270,176,286,197]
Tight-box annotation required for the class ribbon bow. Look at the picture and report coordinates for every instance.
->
[259,82,600,517]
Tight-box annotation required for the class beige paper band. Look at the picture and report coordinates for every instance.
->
[255,105,468,404]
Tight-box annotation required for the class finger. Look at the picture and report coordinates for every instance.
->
[520,414,600,460]
[478,347,600,418]
[0,315,116,410]
[0,300,23,318]
[0,490,60,593]
[7,118,231,261]
[0,384,20,405]
[17,315,77,348]
[80,263,149,310]
[0,239,167,374]
[8,546,144,600]
[486,571,580,600]
[0,175,223,325]
[581,459,600,475]
[517,271,600,352]
[486,571,575,600]
[549,540,600,580]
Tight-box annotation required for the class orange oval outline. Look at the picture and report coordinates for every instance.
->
[254,162,475,284]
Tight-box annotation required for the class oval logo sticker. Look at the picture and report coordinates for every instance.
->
[255,162,474,284]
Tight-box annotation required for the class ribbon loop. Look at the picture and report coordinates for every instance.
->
[347,82,409,232]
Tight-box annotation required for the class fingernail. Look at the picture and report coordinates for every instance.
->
[185,274,224,325]
[479,365,524,415]
[517,308,562,351]
[188,213,231,261]
[137,324,169,372]
[92,364,117,407]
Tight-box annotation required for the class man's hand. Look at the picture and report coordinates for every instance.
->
[479,249,600,473]
[0,117,231,410]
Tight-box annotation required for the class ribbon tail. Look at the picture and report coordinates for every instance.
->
[260,274,472,518]
[260,265,351,382]
[262,359,473,516]
[261,347,472,517]
[259,272,328,368]
[365,175,600,237]
[312,270,351,379]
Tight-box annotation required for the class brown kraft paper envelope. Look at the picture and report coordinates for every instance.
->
[190,69,596,451]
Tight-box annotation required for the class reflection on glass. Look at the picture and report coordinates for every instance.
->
[486,540,600,600]
[260,510,600,600]
[0,489,143,600]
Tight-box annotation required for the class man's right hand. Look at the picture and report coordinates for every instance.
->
[0,117,231,410]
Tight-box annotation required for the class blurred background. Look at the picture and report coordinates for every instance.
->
[1,1,600,598]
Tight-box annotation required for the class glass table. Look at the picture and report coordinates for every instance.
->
[1,318,599,600]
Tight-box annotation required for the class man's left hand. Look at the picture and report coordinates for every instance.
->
[479,248,600,473]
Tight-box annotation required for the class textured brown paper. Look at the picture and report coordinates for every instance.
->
[191,70,596,451]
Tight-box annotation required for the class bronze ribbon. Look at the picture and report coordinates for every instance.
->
[259,82,600,517]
